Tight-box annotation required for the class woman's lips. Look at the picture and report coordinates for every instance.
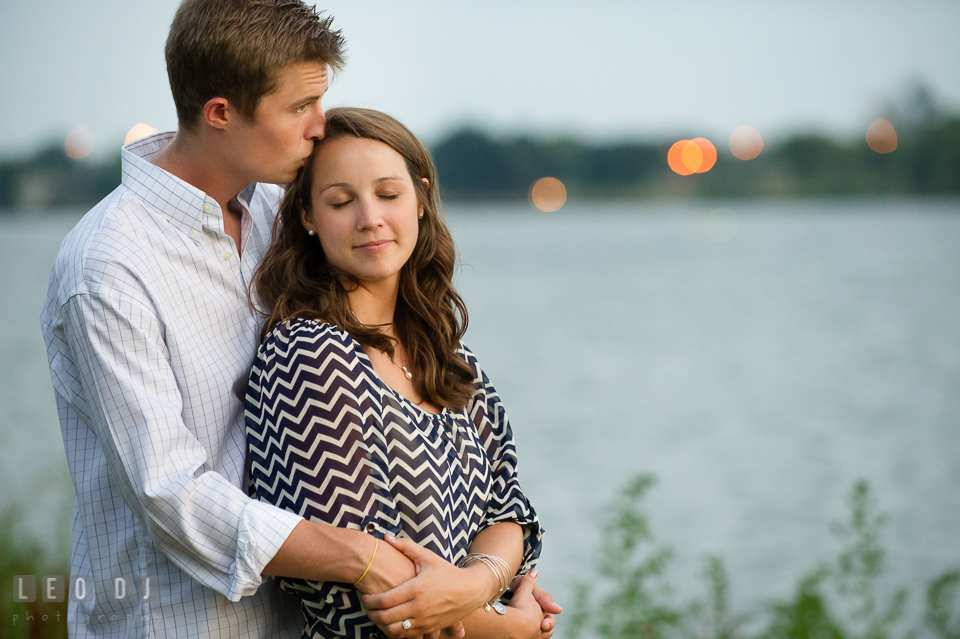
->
[355,239,393,252]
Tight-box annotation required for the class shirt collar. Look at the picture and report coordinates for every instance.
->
[121,132,262,236]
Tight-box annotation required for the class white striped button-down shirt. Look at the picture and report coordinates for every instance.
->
[41,133,305,638]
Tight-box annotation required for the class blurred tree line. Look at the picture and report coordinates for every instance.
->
[1,92,958,211]
[0,146,121,210]
[432,103,960,200]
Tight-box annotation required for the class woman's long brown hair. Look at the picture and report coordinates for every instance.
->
[251,107,476,410]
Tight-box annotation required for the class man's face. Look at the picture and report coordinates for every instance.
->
[230,61,330,185]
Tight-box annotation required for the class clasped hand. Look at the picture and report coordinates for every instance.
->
[359,536,561,639]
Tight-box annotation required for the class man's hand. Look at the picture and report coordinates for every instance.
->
[510,572,563,633]
[363,536,485,638]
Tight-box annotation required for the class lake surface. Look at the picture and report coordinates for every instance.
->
[2,198,958,634]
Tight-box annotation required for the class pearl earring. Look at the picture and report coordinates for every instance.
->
[307,229,315,236]
[418,211,424,219]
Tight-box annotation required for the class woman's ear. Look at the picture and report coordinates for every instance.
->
[301,210,315,235]
[418,177,429,219]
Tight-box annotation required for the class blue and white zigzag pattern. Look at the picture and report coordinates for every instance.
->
[245,319,543,639]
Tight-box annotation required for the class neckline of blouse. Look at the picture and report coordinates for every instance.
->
[337,324,450,420]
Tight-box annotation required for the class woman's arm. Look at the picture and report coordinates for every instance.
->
[445,524,553,639]
[441,571,553,639]
[362,528,550,639]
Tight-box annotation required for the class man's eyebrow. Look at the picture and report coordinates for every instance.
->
[290,94,322,107]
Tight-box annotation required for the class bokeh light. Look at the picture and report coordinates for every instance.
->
[681,141,703,173]
[65,125,95,159]
[125,123,159,145]
[729,125,764,160]
[668,138,717,175]
[691,138,717,172]
[668,141,694,176]
[866,118,897,154]
[529,177,567,212]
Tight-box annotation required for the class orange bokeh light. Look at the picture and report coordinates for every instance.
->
[682,141,703,172]
[125,123,159,145]
[65,124,95,159]
[866,119,897,154]
[668,138,716,175]
[729,125,764,160]
[668,141,693,175]
[529,177,567,212]
[691,138,717,172]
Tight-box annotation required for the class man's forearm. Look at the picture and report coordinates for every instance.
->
[263,520,378,583]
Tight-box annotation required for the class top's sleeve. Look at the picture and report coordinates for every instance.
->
[245,321,385,534]
[465,349,544,574]
[59,287,303,601]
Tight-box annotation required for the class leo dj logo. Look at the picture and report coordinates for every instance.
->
[13,575,161,604]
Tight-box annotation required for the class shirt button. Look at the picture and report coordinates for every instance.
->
[223,252,232,261]
[202,203,212,212]
[365,522,377,533]
[189,230,200,240]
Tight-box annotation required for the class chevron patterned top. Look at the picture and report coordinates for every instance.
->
[245,318,543,638]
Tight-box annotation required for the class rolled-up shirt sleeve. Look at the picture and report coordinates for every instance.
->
[466,354,543,575]
[60,286,302,600]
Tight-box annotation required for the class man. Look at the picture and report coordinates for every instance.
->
[42,0,560,637]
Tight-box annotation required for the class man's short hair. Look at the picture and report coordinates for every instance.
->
[166,0,345,130]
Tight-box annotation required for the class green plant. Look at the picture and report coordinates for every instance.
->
[757,567,844,639]
[926,571,960,639]
[568,474,683,639]
[830,481,908,639]
[568,474,959,639]
[0,506,68,639]
[685,557,747,639]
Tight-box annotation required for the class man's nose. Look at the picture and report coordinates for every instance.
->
[307,106,326,140]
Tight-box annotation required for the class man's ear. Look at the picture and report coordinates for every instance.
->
[202,98,232,130]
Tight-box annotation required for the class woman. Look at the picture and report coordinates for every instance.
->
[245,107,550,639]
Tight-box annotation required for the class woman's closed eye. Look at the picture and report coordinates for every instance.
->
[330,199,352,209]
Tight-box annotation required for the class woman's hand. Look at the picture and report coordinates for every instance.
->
[509,572,563,634]
[362,536,488,638]
[504,570,555,639]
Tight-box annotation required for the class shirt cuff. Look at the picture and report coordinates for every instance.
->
[227,500,304,601]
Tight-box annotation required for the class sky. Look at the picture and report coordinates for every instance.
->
[1,1,959,160]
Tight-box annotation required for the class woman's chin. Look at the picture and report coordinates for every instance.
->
[349,269,401,289]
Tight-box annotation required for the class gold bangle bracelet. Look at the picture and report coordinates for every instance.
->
[354,538,379,586]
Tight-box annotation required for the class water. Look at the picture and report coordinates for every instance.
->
[2,199,959,633]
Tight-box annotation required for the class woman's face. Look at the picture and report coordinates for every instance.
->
[303,136,423,290]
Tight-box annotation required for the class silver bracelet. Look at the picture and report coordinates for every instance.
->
[457,553,511,613]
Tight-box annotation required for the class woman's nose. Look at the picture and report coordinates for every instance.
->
[355,198,384,229]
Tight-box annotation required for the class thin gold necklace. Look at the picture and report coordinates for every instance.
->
[351,311,413,380]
